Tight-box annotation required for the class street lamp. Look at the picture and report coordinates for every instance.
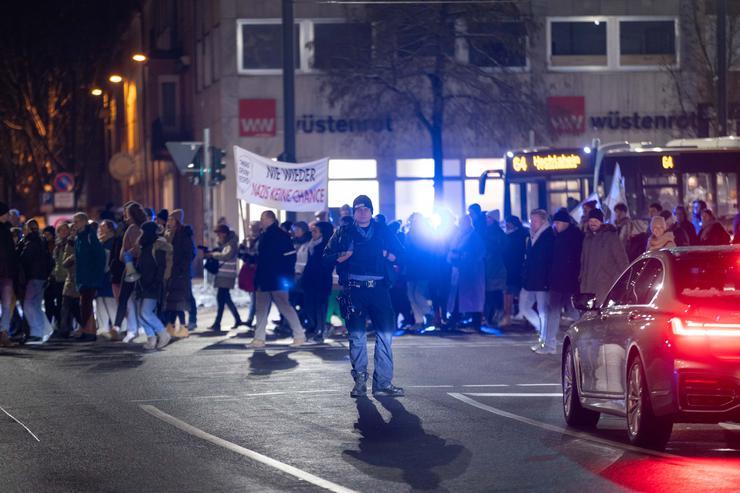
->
[90,88,103,96]
[109,74,123,83]
[132,53,147,62]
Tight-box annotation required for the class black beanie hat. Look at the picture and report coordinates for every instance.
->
[352,195,373,212]
[0,201,8,216]
[157,209,169,222]
[552,208,571,223]
[588,208,604,223]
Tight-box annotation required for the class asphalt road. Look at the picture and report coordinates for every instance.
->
[1,310,740,492]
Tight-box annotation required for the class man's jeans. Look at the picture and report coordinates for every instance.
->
[0,278,13,333]
[545,291,572,352]
[346,286,396,389]
[519,288,548,341]
[24,279,50,338]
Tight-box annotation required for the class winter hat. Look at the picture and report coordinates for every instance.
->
[552,208,571,223]
[170,209,184,224]
[352,194,374,213]
[214,224,230,235]
[156,209,169,222]
[0,201,8,216]
[588,208,604,223]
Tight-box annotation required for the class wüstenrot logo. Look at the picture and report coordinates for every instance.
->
[239,99,276,137]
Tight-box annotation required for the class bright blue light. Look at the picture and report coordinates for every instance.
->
[583,146,592,154]
[506,151,514,158]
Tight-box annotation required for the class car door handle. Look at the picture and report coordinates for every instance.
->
[628,310,639,321]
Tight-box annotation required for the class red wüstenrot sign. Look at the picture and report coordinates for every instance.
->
[239,99,276,137]
[548,96,585,135]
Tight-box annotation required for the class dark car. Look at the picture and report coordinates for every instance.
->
[562,246,740,450]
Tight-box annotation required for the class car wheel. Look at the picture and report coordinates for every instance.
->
[626,356,673,450]
[562,343,600,428]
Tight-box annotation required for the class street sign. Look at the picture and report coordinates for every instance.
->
[53,173,75,193]
[53,192,75,209]
[166,141,203,173]
[40,192,54,213]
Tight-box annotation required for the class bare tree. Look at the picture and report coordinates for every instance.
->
[320,1,545,206]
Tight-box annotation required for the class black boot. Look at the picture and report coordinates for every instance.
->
[372,383,405,397]
[350,371,368,398]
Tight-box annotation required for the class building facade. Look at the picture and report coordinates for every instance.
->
[106,0,740,234]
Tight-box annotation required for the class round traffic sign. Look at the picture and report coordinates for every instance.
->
[53,173,75,193]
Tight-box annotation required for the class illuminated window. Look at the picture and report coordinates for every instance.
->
[329,180,379,208]
[466,158,504,178]
[397,159,434,178]
[329,159,377,179]
[395,180,434,224]
[442,180,463,219]
[465,179,503,215]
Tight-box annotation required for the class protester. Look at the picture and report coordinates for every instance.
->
[659,210,688,247]
[239,221,262,327]
[646,216,676,252]
[58,225,82,339]
[612,203,635,249]
[72,212,106,342]
[17,219,53,344]
[95,219,118,339]
[648,202,663,218]
[692,199,707,235]
[447,215,486,331]
[251,211,305,347]
[43,225,64,327]
[404,213,433,330]
[134,221,171,350]
[208,224,245,331]
[500,216,528,327]
[579,200,597,232]
[0,202,16,347]
[117,202,148,342]
[699,209,730,246]
[300,221,334,342]
[580,208,629,304]
[164,209,195,338]
[543,208,583,355]
[519,210,554,351]
[484,210,507,325]
[674,206,699,245]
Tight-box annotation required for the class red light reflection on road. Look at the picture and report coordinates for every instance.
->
[600,457,740,492]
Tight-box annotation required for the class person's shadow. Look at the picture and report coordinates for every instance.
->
[248,350,298,376]
[343,396,471,491]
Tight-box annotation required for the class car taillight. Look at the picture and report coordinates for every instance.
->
[670,317,740,337]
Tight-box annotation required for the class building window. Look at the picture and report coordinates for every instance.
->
[465,21,527,68]
[313,22,372,70]
[619,19,677,67]
[328,159,378,208]
[465,158,505,213]
[395,180,435,225]
[550,19,608,67]
[158,76,179,131]
[238,20,300,73]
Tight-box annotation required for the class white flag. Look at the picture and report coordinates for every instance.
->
[603,162,627,221]
[570,192,601,224]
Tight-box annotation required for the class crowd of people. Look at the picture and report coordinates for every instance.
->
[1,195,739,352]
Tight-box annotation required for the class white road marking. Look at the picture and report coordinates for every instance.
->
[0,405,40,442]
[131,389,344,403]
[448,393,677,459]
[407,385,455,388]
[462,384,510,388]
[516,383,561,387]
[719,422,740,432]
[464,393,563,397]
[140,405,358,493]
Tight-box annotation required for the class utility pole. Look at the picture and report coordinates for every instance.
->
[717,0,728,136]
[282,0,296,164]
[203,127,211,246]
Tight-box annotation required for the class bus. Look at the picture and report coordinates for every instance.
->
[481,137,740,223]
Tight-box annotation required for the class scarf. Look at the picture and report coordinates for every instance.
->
[530,222,550,246]
[647,231,675,251]
[307,236,323,255]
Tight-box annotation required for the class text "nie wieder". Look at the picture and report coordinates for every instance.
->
[265,166,317,183]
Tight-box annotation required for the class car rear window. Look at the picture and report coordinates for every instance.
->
[673,251,740,304]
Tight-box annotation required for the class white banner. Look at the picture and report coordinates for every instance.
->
[234,146,329,212]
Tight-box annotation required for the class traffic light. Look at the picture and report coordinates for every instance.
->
[210,146,226,186]
[188,147,205,186]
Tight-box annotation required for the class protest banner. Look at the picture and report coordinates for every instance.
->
[234,146,328,212]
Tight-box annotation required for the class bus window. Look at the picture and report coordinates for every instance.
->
[547,179,582,213]
[716,173,738,218]
[509,183,522,219]
[642,174,678,213]
[526,182,539,213]
[683,173,714,213]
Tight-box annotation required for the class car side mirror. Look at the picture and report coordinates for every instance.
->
[572,293,598,312]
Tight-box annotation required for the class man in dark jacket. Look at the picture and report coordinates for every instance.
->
[520,209,555,353]
[324,195,405,398]
[674,206,698,245]
[18,219,54,344]
[72,212,106,342]
[0,202,18,346]
[543,209,583,355]
[252,210,305,348]
[500,216,528,327]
